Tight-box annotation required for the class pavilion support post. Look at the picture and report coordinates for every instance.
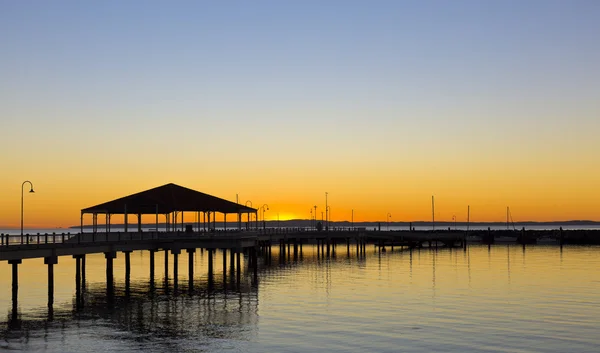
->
[224,214,227,232]
[80,212,84,240]
[207,212,211,232]
[124,205,128,233]
[44,256,58,309]
[213,213,216,231]
[155,206,159,238]
[137,214,142,234]
[181,211,184,232]
[187,249,195,292]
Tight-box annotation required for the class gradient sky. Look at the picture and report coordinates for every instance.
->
[1,0,599,228]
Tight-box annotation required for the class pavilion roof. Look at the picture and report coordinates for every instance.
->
[81,183,257,215]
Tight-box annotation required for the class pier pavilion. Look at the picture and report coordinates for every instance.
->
[80,183,258,233]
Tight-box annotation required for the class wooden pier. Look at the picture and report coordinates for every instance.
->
[0,228,466,313]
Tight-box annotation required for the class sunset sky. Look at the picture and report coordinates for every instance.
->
[1,1,599,228]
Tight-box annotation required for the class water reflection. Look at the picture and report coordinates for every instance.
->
[2,274,260,350]
[1,245,600,353]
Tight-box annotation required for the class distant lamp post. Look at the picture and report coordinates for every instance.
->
[245,200,253,229]
[387,212,392,231]
[310,208,313,230]
[261,204,269,231]
[452,215,456,230]
[325,192,328,231]
[21,180,35,243]
[313,205,317,230]
[326,206,331,232]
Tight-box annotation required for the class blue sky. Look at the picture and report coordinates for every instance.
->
[1,0,599,224]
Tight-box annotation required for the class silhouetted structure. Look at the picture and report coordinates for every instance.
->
[80,183,257,233]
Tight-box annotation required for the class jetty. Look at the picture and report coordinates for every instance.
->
[0,183,467,315]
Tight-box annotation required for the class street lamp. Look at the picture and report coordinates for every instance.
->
[261,204,269,231]
[21,180,35,243]
[326,206,331,232]
[325,192,328,231]
[313,205,317,230]
[452,215,456,230]
[387,212,392,231]
[245,200,253,230]
[310,208,313,230]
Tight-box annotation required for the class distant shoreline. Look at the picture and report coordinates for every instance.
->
[69,219,600,229]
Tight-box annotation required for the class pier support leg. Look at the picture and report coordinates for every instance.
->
[252,247,258,284]
[222,249,227,286]
[208,249,214,288]
[149,249,156,289]
[104,251,116,302]
[45,256,58,310]
[74,255,83,308]
[172,249,180,293]
[187,249,195,292]
[230,248,235,281]
[124,251,132,296]
[81,255,86,291]
[9,259,21,324]
[10,259,21,312]
[164,249,169,291]
[236,251,241,287]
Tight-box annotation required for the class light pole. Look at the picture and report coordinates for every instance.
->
[325,192,328,231]
[245,200,253,230]
[310,208,313,230]
[261,204,269,231]
[21,180,35,243]
[452,215,456,230]
[313,205,317,230]
[326,206,331,232]
[351,209,354,230]
[387,212,392,231]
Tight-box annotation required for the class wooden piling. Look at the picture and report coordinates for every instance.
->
[208,249,214,287]
[187,249,195,292]
[44,256,58,309]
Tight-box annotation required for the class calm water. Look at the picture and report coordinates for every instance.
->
[1,244,599,352]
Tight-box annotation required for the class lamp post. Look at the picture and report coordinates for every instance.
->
[261,204,269,231]
[310,208,313,230]
[313,205,317,230]
[387,212,392,231]
[326,206,331,232]
[21,180,35,243]
[325,192,328,231]
[245,200,252,230]
[351,209,354,230]
[452,215,456,230]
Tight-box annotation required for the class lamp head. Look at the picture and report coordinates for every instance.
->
[29,188,35,193]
